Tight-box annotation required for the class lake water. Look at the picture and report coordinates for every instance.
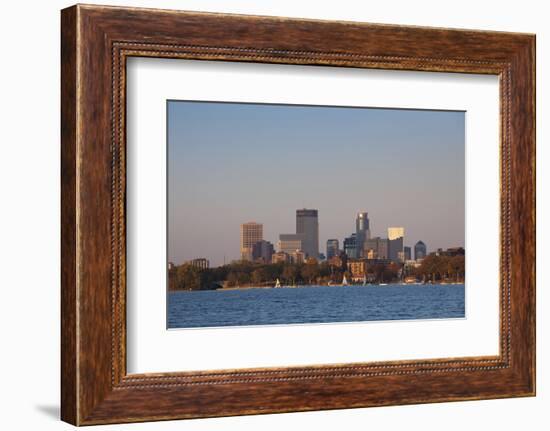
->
[167,284,465,329]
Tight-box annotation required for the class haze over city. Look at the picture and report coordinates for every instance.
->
[168,100,465,267]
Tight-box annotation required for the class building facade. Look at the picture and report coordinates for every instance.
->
[326,239,339,260]
[388,227,405,262]
[271,251,290,264]
[240,222,263,261]
[296,208,319,258]
[277,233,304,255]
[343,233,358,259]
[414,240,427,260]
[363,237,389,259]
[189,258,209,270]
[404,246,412,261]
[251,240,274,263]
[347,258,367,281]
[290,249,306,264]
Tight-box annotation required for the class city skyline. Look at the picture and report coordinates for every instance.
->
[168,101,465,267]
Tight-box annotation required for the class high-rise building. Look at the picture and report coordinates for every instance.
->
[240,222,263,261]
[414,240,427,260]
[363,237,389,259]
[343,233,358,259]
[388,227,405,261]
[355,212,370,257]
[277,233,304,255]
[251,240,274,263]
[296,209,319,258]
[326,239,339,260]
[404,246,412,261]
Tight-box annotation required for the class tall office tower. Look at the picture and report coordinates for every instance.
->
[326,239,339,260]
[414,240,427,260]
[240,222,263,261]
[388,227,405,262]
[296,209,319,258]
[355,212,370,257]
[343,233,358,259]
[404,246,412,261]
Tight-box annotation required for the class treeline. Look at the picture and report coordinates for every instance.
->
[168,254,466,290]
[169,261,337,290]
[170,259,399,290]
[413,254,465,282]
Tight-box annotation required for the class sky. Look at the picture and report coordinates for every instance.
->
[168,101,465,267]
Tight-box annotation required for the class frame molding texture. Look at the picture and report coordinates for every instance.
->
[61,4,535,425]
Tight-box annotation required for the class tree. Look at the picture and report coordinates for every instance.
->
[449,255,465,281]
[282,265,298,285]
[175,264,201,290]
[301,262,319,285]
[251,268,268,285]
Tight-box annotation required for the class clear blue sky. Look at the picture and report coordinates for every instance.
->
[168,101,465,267]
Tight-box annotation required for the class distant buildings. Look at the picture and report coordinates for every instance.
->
[271,251,290,264]
[347,259,367,281]
[277,208,319,258]
[240,222,263,261]
[343,233,358,259]
[251,240,274,263]
[355,212,370,257]
[434,247,464,257]
[296,209,319,258]
[363,237,389,259]
[290,249,306,264]
[414,240,427,260]
[326,239,339,260]
[278,233,305,255]
[388,227,405,262]
[189,258,209,270]
[233,213,447,270]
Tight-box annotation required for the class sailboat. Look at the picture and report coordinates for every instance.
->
[274,278,281,288]
[341,275,349,286]
[362,275,367,286]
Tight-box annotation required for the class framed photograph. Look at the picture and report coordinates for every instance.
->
[61,4,535,425]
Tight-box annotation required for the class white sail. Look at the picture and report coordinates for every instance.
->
[342,275,348,286]
[275,278,281,288]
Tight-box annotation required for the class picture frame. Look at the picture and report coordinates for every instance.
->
[61,4,535,425]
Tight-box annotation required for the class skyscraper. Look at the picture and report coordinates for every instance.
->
[296,209,319,258]
[404,246,412,261]
[388,227,405,262]
[326,239,339,260]
[414,241,427,260]
[240,222,263,261]
[355,212,370,257]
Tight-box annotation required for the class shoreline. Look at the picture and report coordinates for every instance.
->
[170,282,465,292]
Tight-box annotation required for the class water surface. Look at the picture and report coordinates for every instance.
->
[168,284,465,329]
